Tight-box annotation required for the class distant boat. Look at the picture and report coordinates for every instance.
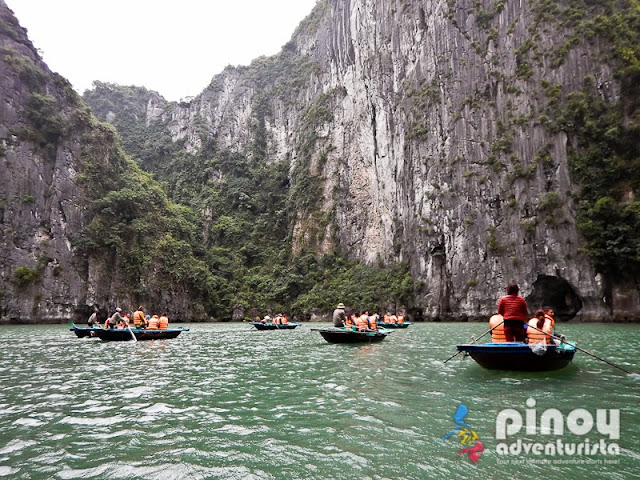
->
[455,342,576,371]
[250,322,300,330]
[311,327,390,344]
[377,321,411,329]
[93,327,188,341]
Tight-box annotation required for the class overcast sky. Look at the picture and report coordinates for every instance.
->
[6,0,318,101]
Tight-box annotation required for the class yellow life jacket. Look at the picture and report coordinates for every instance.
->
[489,314,506,342]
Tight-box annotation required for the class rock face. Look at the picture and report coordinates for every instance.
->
[105,0,634,321]
[0,1,209,323]
[3,0,639,322]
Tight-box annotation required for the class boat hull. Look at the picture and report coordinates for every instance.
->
[456,342,576,371]
[312,327,389,344]
[70,326,102,338]
[250,322,300,330]
[94,328,188,341]
[377,322,411,329]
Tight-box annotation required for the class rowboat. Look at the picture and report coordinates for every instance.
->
[377,321,411,329]
[311,327,390,344]
[455,341,576,371]
[250,322,300,330]
[69,324,102,338]
[93,327,189,341]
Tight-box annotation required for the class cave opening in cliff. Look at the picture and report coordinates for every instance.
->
[526,274,582,322]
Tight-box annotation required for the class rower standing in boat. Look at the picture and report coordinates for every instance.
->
[497,282,529,342]
[87,305,99,327]
[105,307,124,329]
[332,303,346,327]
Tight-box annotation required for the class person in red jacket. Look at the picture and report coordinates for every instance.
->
[497,282,529,342]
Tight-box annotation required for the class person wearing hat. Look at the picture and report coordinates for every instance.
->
[332,302,346,328]
[105,307,124,329]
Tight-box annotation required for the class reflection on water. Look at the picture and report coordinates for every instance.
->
[0,322,638,479]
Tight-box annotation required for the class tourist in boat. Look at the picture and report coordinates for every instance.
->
[497,282,529,342]
[87,306,99,327]
[543,306,556,329]
[148,314,160,329]
[344,312,356,329]
[383,312,391,324]
[388,312,398,324]
[133,306,146,328]
[488,313,505,342]
[280,314,289,325]
[397,312,405,324]
[357,311,371,331]
[332,303,346,327]
[158,314,169,330]
[527,310,552,344]
[367,311,378,331]
[105,307,124,329]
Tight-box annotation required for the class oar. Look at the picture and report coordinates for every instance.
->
[527,324,630,374]
[126,321,137,342]
[443,322,503,364]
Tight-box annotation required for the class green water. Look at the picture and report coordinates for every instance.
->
[0,322,638,479]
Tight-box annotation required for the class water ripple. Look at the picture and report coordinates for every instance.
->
[0,322,637,479]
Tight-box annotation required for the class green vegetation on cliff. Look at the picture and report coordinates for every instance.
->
[534,0,640,275]
[83,79,413,319]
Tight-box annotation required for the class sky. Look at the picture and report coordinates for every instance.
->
[6,0,318,101]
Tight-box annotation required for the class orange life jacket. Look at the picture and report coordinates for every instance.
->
[158,315,169,330]
[397,314,405,324]
[368,316,377,331]
[527,318,552,344]
[389,315,397,324]
[148,315,159,329]
[489,314,506,342]
[383,314,390,324]
[133,310,145,327]
[281,315,288,325]
[356,315,369,331]
[544,314,555,329]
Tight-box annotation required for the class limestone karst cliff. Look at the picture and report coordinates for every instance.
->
[0,0,213,323]
[85,0,640,321]
[3,0,640,323]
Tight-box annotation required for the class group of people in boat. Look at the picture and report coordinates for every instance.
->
[491,282,556,344]
[260,313,290,324]
[88,306,170,330]
[331,303,406,332]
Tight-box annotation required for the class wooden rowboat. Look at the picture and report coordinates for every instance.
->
[311,327,390,344]
[93,327,188,341]
[376,321,411,329]
[455,342,576,371]
[250,322,300,330]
